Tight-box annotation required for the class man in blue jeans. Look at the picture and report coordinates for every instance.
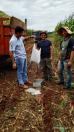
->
[9,26,32,88]
[57,26,74,89]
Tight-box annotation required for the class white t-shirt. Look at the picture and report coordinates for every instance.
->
[9,35,26,59]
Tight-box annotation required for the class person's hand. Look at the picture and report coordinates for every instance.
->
[67,61,72,67]
[30,35,36,38]
[12,61,17,69]
[30,35,36,42]
[50,57,53,62]
[58,56,62,61]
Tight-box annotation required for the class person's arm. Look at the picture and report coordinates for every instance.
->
[36,41,40,50]
[50,45,53,61]
[49,40,53,61]
[9,41,16,64]
[58,50,62,60]
[9,51,15,63]
[70,51,74,62]
[22,35,35,41]
[67,51,74,66]
[9,50,16,69]
[67,38,74,66]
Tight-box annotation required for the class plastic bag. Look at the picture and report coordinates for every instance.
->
[26,88,41,95]
[30,44,41,64]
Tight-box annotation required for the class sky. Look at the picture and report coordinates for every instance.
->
[0,0,74,31]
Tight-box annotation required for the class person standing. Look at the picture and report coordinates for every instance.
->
[37,31,53,81]
[57,26,74,89]
[9,26,31,88]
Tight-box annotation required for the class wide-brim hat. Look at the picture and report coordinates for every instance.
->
[57,26,73,35]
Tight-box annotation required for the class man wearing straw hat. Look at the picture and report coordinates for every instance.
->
[57,26,74,89]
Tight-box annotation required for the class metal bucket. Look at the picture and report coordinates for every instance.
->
[33,79,44,88]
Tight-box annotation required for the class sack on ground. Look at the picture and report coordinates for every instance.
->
[30,44,41,64]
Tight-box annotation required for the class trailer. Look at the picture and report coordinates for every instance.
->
[0,17,27,64]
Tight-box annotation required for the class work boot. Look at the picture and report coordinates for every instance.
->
[57,81,64,85]
[19,84,28,89]
[25,81,32,86]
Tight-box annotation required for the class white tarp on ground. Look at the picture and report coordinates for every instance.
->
[26,88,41,95]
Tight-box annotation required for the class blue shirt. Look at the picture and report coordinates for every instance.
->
[9,35,26,59]
[37,39,52,59]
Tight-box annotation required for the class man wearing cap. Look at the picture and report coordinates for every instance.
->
[57,26,74,89]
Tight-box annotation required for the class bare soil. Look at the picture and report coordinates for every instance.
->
[0,42,74,132]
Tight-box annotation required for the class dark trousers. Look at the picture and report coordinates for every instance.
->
[40,58,52,81]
